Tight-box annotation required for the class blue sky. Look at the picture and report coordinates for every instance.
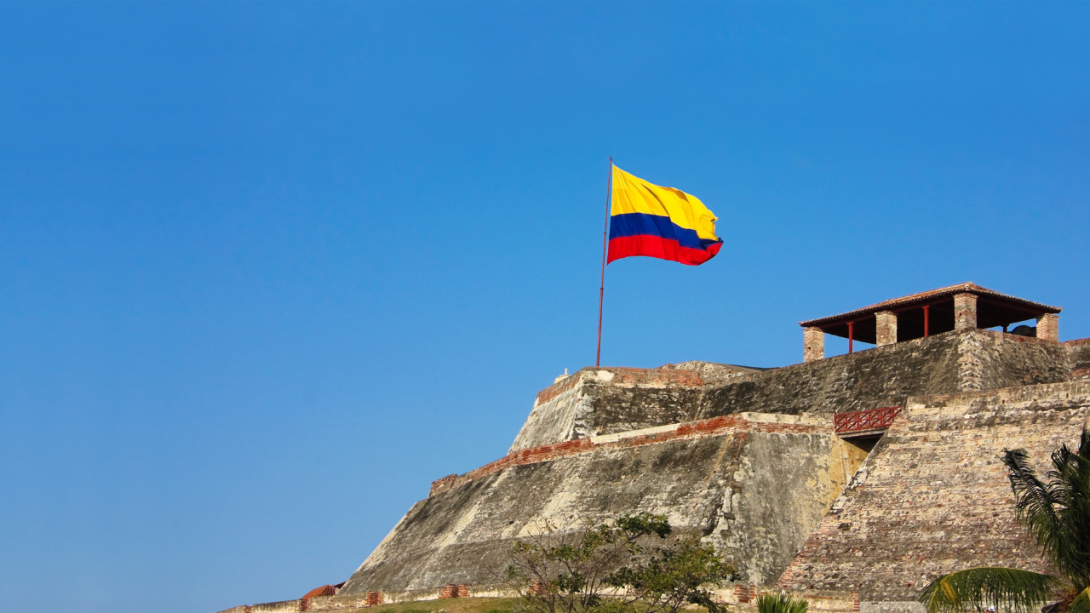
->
[1,2,1088,612]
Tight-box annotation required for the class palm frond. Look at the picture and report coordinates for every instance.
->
[1066,587,1090,613]
[919,567,1060,613]
[1003,449,1062,558]
[1004,431,1090,584]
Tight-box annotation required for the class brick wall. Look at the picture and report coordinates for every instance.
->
[804,327,825,362]
[1038,313,1060,342]
[954,293,977,331]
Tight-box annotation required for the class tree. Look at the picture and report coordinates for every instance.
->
[610,535,737,613]
[919,429,1090,613]
[506,513,735,613]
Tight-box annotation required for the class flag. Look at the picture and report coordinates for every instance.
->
[607,165,722,265]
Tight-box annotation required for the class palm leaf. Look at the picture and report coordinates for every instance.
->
[1004,431,1090,585]
[919,567,1060,613]
[1067,587,1090,613]
[1050,435,1090,584]
[1003,449,1062,559]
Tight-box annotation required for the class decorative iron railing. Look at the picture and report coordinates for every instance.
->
[834,406,902,434]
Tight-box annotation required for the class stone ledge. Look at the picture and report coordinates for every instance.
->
[430,412,833,496]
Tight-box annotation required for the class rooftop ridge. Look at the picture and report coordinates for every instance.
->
[799,282,1061,328]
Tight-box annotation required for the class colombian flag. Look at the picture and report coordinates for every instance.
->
[607,166,722,266]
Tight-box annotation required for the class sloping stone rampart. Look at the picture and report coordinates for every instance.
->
[341,414,857,596]
[778,379,1090,601]
[435,413,827,496]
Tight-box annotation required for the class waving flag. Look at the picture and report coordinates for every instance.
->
[607,165,722,266]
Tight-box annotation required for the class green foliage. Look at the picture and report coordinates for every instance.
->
[1004,430,1090,590]
[610,536,738,613]
[1067,588,1090,613]
[919,429,1090,613]
[506,513,734,613]
[919,568,1060,613]
[755,592,809,613]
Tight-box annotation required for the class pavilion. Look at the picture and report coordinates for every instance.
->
[799,282,1061,361]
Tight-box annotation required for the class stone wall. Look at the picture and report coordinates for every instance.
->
[341,414,857,596]
[510,363,755,452]
[1068,339,1090,380]
[777,379,1090,601]
[955,330,1070,392]
[699,333,963,419]
[513,331,1076,453]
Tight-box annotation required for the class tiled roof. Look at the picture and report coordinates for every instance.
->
[303,585,337,599]
[799,282,1061,328]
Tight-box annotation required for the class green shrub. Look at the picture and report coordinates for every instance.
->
[756,592,809,613]
[506,513,735,613]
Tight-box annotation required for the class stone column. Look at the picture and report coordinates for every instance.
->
[875,311,897,347]
[1037,313,1060,341]
[954,293,977,332]
[804,327,824,362]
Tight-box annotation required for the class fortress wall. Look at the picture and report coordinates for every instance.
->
[1068,339,1090,379]
[510,332,1074,454]
[694,329,1070,419]
[342,415,854,597]
[700,332,964,419]
[777,379,1090,601]
[956,330,1070,392]
[510,365,743,453]
[507,372,592,453]
[434,413,830,496]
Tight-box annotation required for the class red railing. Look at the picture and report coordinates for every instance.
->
[834,406,902,434]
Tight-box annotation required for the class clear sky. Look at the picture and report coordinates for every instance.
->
[2,2,1088,612]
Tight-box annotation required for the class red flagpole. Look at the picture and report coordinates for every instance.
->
[596,157,612,367]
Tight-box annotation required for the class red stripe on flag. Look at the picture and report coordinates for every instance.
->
[607,235,721,266]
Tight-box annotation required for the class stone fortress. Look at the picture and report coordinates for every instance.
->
[223,283,1090,613]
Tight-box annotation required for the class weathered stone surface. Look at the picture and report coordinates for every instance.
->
[777,380,1090,600]
[1068,339,1090,379]
[341,415,857,595]
[513,331,1077,455]
[700,333,963,419]
[510,363,752,452]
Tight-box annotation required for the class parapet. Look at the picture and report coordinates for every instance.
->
[511,329,1077,452]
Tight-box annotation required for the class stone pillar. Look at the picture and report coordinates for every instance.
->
[804,327,824,362]
[1038,313,1059,342]
[954,293,977,332]
[875,311,897,347]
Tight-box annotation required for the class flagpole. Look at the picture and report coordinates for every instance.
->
[596,157,612,368]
